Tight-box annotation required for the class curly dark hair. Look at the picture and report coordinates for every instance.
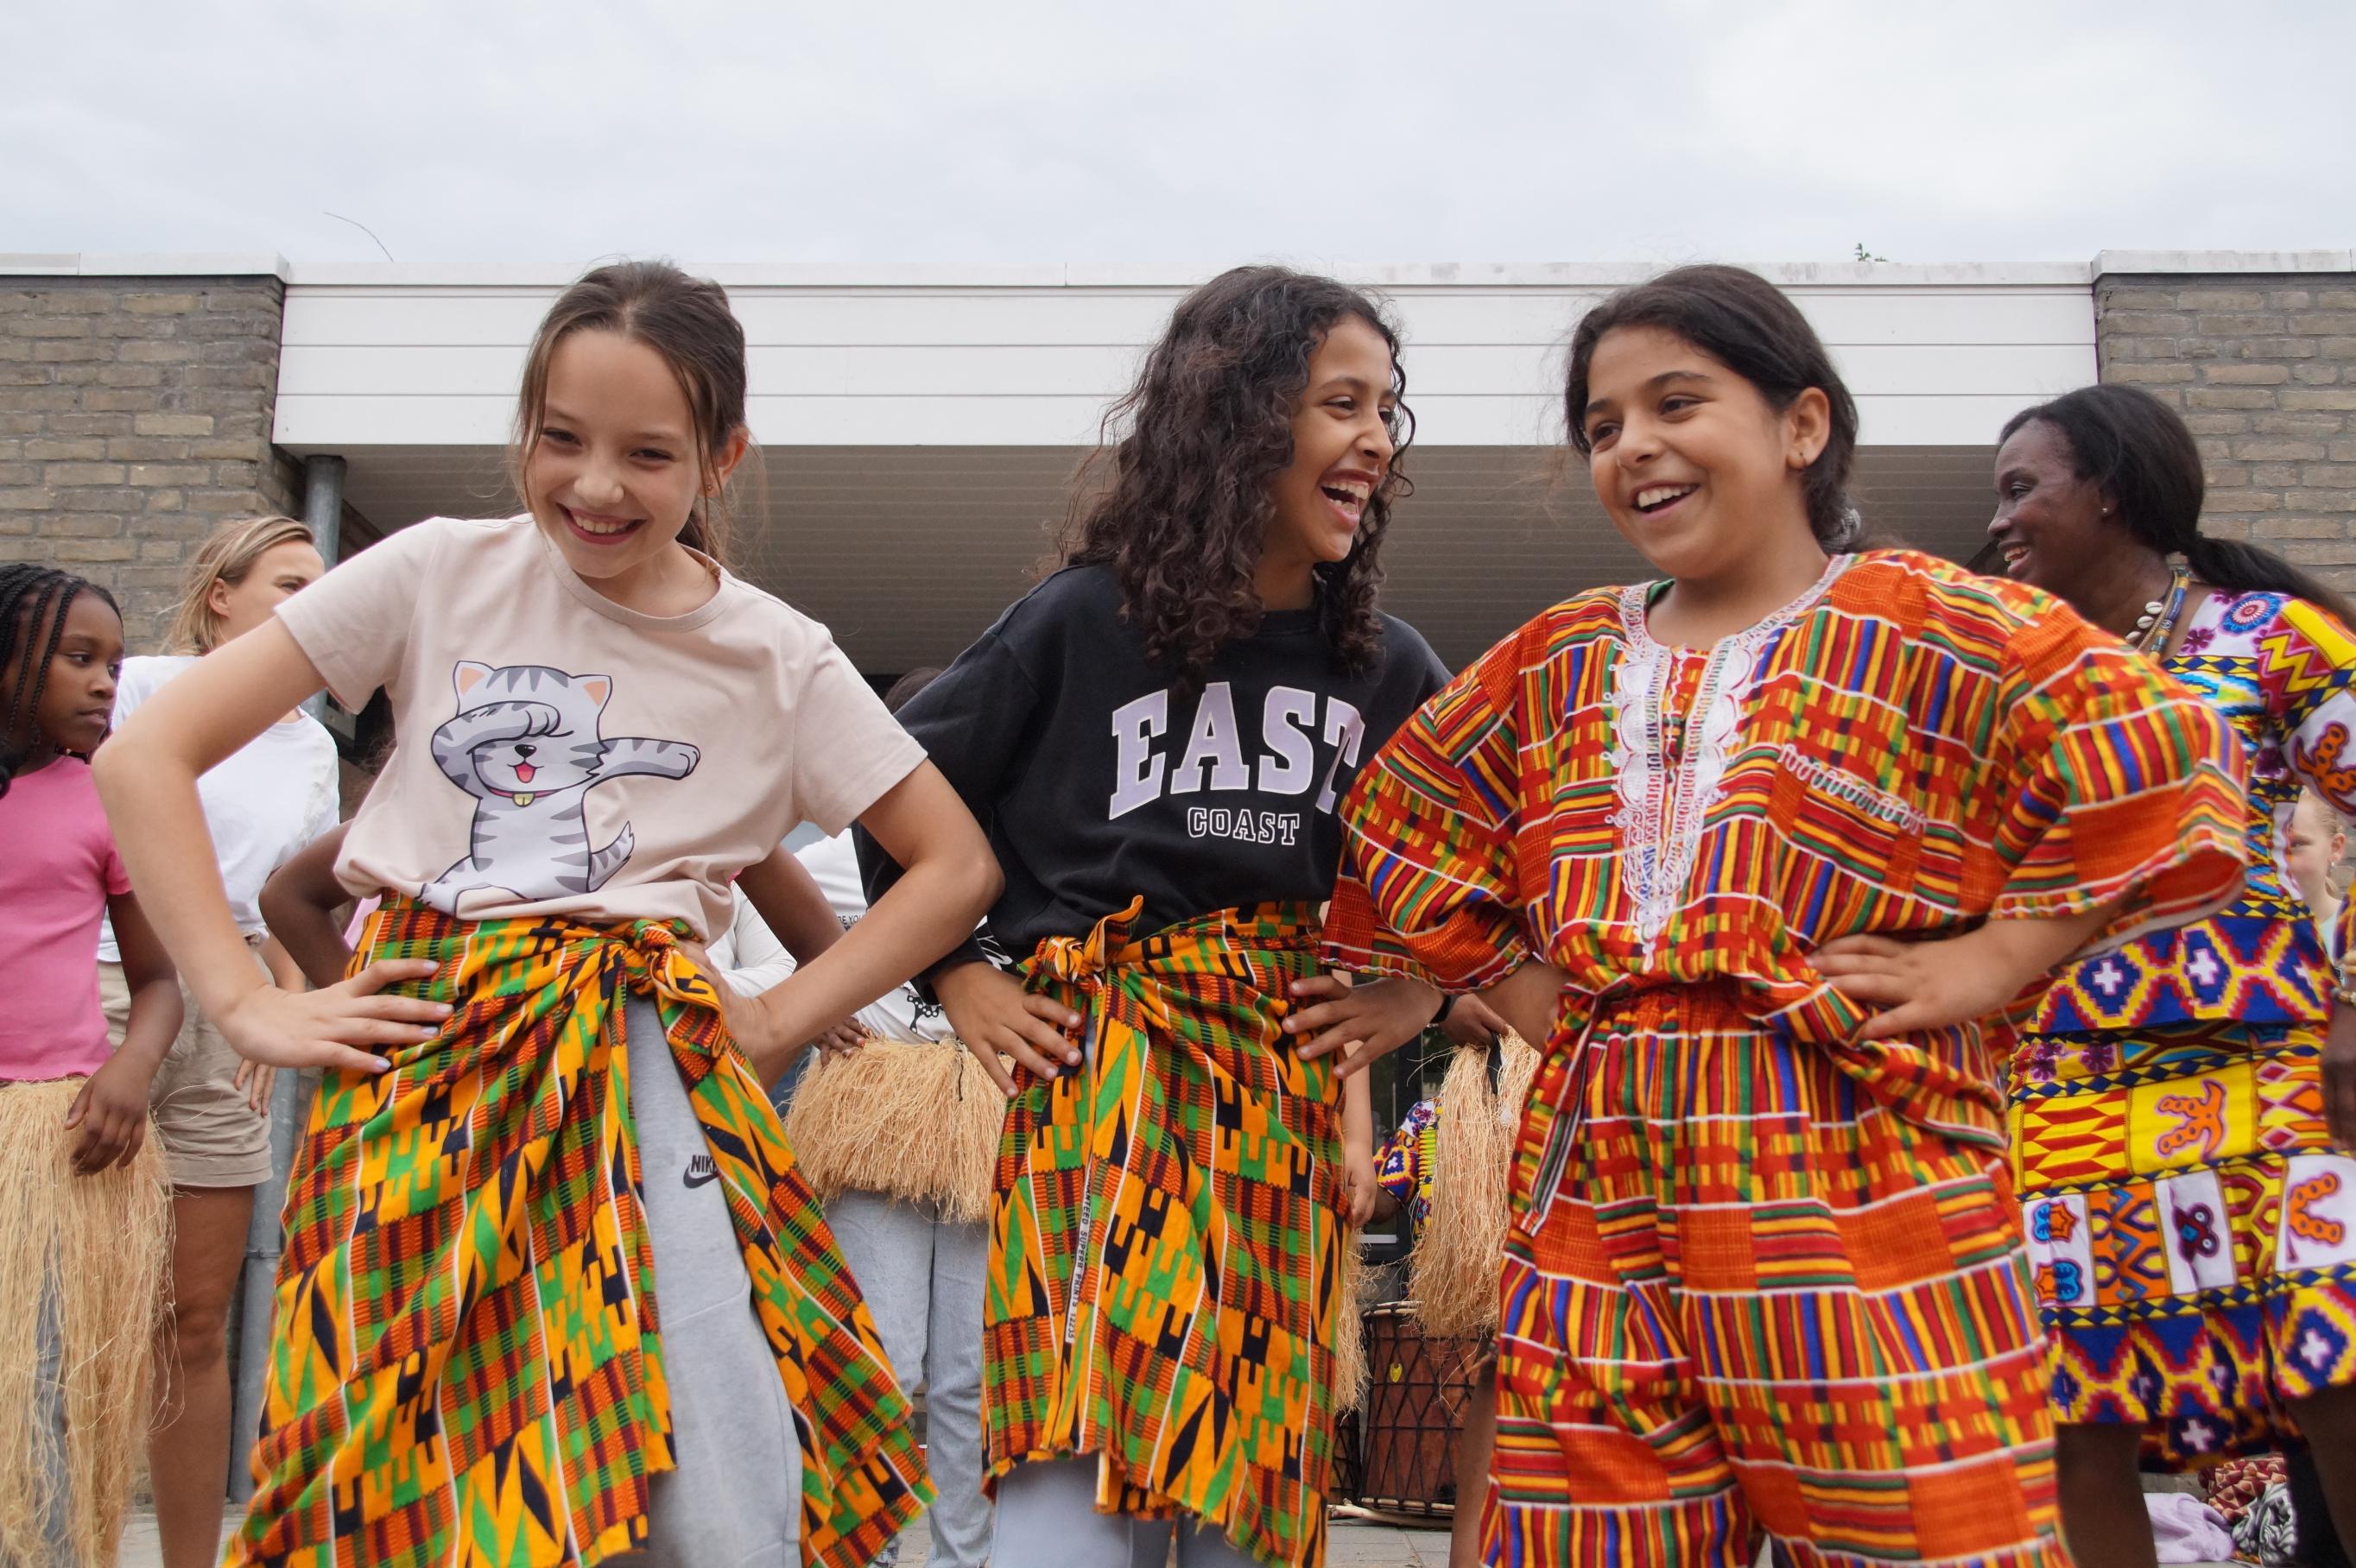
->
[1059,265,1413,692]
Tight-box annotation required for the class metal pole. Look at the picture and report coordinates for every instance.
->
[297,455,345,728]
[228,453,343,1502]
[302,453,345,562]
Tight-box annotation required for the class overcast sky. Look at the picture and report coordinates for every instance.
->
[6,0,2349,269]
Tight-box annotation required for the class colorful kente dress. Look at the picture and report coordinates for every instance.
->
[234,901,929,1568]
[1376,1098,1441,1228]
[1327,551,2247,1568]
[2012,587,2356,1465]
[987,900,1348,1568]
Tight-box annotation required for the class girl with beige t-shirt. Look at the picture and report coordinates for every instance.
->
[98,260,999,1568]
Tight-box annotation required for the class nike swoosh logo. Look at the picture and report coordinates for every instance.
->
[682,1154,719,1190]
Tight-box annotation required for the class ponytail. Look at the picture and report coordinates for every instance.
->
[2003,383,2356,627]
[2182,534,2356,626]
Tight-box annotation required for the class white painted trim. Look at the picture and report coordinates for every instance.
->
[8,253,2345,287]
[0,252,292,280]
[272,259,2096,289]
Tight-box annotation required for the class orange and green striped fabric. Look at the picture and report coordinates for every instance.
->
[985,900,1346,1568]
[232,898,928,1568]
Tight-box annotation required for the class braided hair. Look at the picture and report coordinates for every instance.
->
[0,564,118,795]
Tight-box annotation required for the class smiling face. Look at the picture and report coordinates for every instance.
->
[1580,325,1828,584]
[1259,315,1399,592]
[6,591,124,757]
[206,538,325,648]
[1988,417,2119,597]
[522,328,744,611]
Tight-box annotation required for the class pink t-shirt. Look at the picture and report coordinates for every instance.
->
[276,515,925,942]
[0,756,131,1080]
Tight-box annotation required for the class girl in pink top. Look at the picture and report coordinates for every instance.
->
[0,564,181,1567]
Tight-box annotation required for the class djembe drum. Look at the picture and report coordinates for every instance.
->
[1349,1300,1486,1517]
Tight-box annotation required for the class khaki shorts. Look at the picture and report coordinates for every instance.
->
[97,943,273,1189]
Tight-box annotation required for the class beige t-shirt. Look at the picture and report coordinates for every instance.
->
[276,515,923,942]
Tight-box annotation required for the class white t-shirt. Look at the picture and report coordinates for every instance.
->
[709,888,795,998]
[276,515,923,942]
[97,654,340,961]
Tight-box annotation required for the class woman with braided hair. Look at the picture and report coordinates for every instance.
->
[0,564,179,1566]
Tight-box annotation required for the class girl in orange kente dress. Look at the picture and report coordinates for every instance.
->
[1322,264,2250,1568]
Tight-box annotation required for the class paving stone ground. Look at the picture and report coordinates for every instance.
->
[117,1505,1459,1566]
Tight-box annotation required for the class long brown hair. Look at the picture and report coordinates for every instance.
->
[1059,266,1414,692]
[510,260,756,568]
[166,514,316,654]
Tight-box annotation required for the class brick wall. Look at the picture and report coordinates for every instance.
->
[0,272,296,651]
[2095,270,2356,591]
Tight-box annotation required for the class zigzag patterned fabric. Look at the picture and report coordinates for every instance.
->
[1375,1097,1441,1227]
[2014,588,2356,1464]
[1325,551,2248,1564]
[985,899,1344,1568]
[231,900,929,1568]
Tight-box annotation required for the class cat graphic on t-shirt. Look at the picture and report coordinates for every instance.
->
[421,661,698,915]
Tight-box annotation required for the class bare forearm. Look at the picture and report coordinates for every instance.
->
[1485,959,1568,1049]
[744,853,997,1074]
[263,895,355,990]
[1966,903,2121,991]
[96,747,263,1021]
[738,850,844,965]
[1342,1070,1374,1154]
[117,972,181,1074]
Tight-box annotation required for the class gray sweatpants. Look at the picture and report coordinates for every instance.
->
[826,1190,991,1567]
[990,1458,1260,1568]
[619,997,803,1567]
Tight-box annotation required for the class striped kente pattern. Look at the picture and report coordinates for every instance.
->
[231,899,928,1568]
[1328,551,2246,1151]
[985,900,1345,1568]
[1327,551,2249,1564]
[1487,989,2067,1567]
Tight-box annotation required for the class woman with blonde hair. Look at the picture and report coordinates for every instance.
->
[95,513,339,1568]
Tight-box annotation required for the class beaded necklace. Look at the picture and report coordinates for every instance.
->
[2131,563,2192,655]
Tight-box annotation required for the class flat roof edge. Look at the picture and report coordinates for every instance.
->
[2096,249,2356,275]
[0,252,293,281]
[259,259,2097,290]
[8,252,2346,287]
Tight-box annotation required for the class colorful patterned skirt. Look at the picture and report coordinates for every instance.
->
[2011,1019,2356,1464]
[986,900,1347,1568]
[1490,985,2065,1568]
[232,900,928,1568]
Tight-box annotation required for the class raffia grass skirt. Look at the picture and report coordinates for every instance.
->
[1406,1033,1539,1341]
[780,1037,1006,1223]
[0,1077,170,1568]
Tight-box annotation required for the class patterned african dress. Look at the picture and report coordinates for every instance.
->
[2012,587,2356,1465]
[1376,1098,1441,1228]
[1326,551,2247,1568]
[988,899,1355,1568]
[232,901,929,1568]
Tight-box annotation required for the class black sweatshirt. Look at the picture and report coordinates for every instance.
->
[858,564,1450,972]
